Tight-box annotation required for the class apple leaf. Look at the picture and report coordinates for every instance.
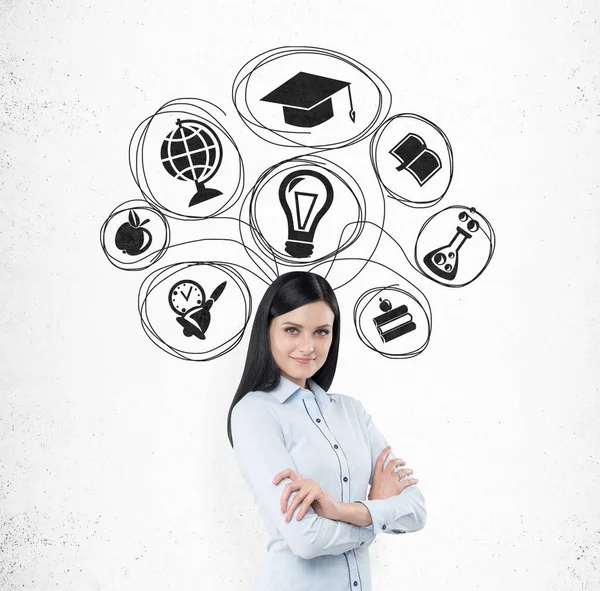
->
[128,209,140,227]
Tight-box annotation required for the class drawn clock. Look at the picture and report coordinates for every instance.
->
[168,280,206,315]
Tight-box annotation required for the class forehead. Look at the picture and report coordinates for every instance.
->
[274,301,334,325]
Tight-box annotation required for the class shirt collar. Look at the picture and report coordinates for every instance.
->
[270,374,336,408]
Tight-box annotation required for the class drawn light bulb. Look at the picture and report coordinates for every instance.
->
[278,169,334,258]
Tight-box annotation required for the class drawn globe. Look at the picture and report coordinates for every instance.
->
[161,119,223,184]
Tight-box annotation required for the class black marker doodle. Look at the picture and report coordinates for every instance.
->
[389,133,442,186]
[130,98,244,220]
[354,284,430,358]
[161,118,224,207]
[139,262,251,362]
[100,199,170,271]
[232,46,391,149]
[415,206,496,287]
[169,279,227,339]
[370,113,453,208]
[100,46,498,362]
[238,154,368,268]
[279,169,334,258]
[115,209,153,256]
[261,72,355,128]
[373,298,416,342]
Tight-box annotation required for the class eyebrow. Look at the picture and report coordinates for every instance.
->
[282,322,332,329]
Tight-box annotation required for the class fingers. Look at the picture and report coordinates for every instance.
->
[394,467,414,480]
[283,483,316,522]
[280,480,298,514]
[398,477,419,491]
[295,492,317,521]
[384,455,406,474]
[272,468,298,484]
[374,446,390,473]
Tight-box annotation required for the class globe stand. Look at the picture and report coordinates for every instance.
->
[189,182,223,207]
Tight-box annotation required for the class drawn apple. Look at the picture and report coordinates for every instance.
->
[379,297,392,312]
[115,210,153,256]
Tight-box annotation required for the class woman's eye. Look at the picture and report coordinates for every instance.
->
[317,330,330,336]
[285,327,298,334]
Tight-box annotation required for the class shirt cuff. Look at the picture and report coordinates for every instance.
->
[355,499,406,536]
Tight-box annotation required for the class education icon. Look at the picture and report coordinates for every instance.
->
[129,98,244,220]
[161,118,224,207]
[100,199,170,271]
[115,209,153,256]
[232,46,391,149]
[278,169,334,258]
[354,285,431,359]
[389,133,442,186]
[370,113,453,208]
[169,279,227,340]
[138,262,250,361]
[415,206,496,287]
[373,297,417,343]
[261,71,355,128]
[238,155,367,267]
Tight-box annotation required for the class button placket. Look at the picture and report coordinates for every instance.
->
[305,392,364,590]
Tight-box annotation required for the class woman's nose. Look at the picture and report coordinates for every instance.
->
[298,335,314,352]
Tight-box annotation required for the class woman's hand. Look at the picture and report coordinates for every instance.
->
[273,469,341,522]
[368,445,419,501]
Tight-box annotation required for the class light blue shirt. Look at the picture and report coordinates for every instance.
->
[231,375,427,591]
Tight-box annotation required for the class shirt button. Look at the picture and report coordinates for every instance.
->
[343,476,348,482]
[316,418,321,423]
[333,444,338,449]
[382,525,386,530]
[353,582,358,587]
[360,541,364,545]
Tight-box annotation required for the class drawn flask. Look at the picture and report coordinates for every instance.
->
[423,226,473,281]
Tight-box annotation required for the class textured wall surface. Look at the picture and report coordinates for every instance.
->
[1,0,599,589]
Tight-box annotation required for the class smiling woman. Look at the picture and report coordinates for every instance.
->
[226,271,426,591]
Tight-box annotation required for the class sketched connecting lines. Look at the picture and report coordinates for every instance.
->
[137,262,252,362]
[98,44,498,362]
[231,46,392,149]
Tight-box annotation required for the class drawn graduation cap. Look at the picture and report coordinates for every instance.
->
[261,71,355,128]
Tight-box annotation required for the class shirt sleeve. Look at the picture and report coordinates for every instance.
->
[231,395,377,560]
[353,398,427,537]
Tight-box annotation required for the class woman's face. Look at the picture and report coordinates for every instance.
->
[268,301,335,389]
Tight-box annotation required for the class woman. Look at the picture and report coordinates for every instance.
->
[227,271,426,591]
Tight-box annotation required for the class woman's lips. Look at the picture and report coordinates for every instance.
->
[292,357,314,364]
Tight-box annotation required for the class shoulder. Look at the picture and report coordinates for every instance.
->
[327,391,366,415]
[230,390,280,427]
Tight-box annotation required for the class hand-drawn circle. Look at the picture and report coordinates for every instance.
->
[232,46,392,149]
[241,155,367,268]
[100,199,170,271]
[370,113,453,208]
[130,98,245,220]
[415,205,496,287]
[354,285,431,359]
[138,261,251,361]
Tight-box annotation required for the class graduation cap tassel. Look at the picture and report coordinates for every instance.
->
[347,85,356,123]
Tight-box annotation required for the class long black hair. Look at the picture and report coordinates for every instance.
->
[227,271,341,447]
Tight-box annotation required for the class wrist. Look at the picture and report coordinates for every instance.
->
[335,501,372,527]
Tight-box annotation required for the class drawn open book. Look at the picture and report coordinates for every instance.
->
[389,133,442,186]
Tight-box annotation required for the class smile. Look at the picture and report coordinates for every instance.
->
[292,357,314,364]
